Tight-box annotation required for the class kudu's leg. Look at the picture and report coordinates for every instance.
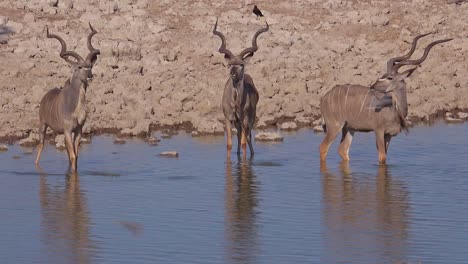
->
[337,126,354,161]
[375,130,387,164]
[319,123,342,162]
[247,113,255,155]
[384,133,391,154]
[235,122,242,156]
[224,119,233,153]
[240,129,247,158]
[247,129,254,155]
[241,119,249,157]
[35,123,48,166]
[64,130,77,172]
[73,126,83,157]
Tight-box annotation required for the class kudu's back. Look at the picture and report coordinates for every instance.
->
[320,84,404,135]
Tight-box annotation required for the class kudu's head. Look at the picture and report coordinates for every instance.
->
[46,23,100,84]
[370,33,453,93]
[213,19,269,83]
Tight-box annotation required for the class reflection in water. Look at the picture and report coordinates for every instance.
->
[38,170,95,264]
[224,157,259,264]
[321,162,410,263]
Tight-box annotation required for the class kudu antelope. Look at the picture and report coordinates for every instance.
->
[320,34,452,164]
[35,24,100,172]
[212,19,268,157]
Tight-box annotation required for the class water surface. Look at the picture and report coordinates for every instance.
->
[0,123,467,263]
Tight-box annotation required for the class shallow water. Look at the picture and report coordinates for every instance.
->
[0,122,467,263]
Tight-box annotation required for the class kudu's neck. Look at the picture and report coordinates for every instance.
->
[69,70,88,92]
[232,75,245,103]
[392,82,408,117]
[61,70,88,114]
[388,81,409,132]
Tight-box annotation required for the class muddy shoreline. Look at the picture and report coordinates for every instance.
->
[1,108,466,147]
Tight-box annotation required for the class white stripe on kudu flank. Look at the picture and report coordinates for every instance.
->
[344,84,350,110]
[328,88,335,111]
[359,90,370,114]
[368,96,374,115]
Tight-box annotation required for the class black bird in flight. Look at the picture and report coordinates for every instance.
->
[253,5,264,19]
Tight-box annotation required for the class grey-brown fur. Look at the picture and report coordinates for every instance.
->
[35,24,100,173]
[213,19,268,157]
[319,34,452,164]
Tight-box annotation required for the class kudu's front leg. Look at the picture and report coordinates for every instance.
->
[73,126,83,157]
[337,126,354,161]
[35,123,48,166]
[224,119,233,154]
[240,129,247,158]
[319,123,342,162]
[64,130,77,173]
[245,116,255,156]
[375,130,387,164]
[384,133,391,154]
[247,129,254,156]
[235,122,243,156]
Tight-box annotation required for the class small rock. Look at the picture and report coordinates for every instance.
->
[161,134,171,139]
[121,121,151,137]
[0,144,8,151]
[159,151,179,157]
[81,137,91,144]
[191,131,200,137]
[445,112,453,118]
[114,138,126,144]
[280,121,298,131]
[147,136,160,145]
[313,125,325,133]
[255,132,284,142]
[457,112,468,119]
[161,129,178,136]
[312,119,322,126]
[445,117,463,123]
[19,133,39,147]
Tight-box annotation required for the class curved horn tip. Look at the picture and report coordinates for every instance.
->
[213,18,219,32]
[89,23,96,32]
[431,38,454,45]
[419,32,433,37]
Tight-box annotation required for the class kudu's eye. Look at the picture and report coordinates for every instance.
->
[387,77,393,80]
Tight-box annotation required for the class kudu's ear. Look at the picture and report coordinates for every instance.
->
[242,52,254,65]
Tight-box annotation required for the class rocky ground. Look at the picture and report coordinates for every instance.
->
[0,0,467,145]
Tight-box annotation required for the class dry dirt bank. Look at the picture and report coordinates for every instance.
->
[0,0,467,145]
